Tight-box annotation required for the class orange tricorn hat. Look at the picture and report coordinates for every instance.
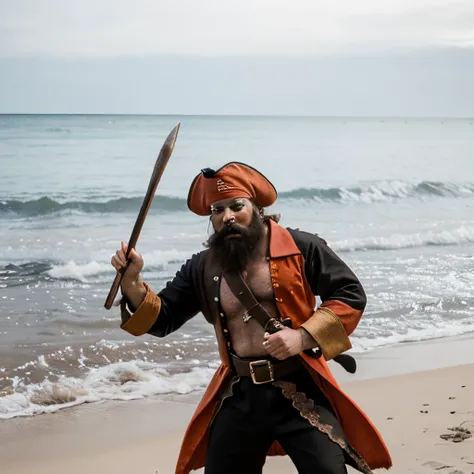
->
[187,162,277,216]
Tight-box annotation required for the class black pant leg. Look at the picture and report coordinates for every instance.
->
[205,380,274,474]
[276,416,348,474]
[273,371,349,474]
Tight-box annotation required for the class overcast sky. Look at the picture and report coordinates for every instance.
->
[1,0,473,115]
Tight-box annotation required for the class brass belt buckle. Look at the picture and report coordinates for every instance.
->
[249,360,274,384]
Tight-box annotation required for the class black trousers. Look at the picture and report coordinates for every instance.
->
[205,369,349,474]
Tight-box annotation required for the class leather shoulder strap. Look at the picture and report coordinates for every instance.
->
[223,272,282,333]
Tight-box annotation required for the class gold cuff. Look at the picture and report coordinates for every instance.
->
[120,283,162,336]
[300,307,352,360]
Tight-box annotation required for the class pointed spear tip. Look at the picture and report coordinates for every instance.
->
[172,121,181,134]
[165,121,181,148]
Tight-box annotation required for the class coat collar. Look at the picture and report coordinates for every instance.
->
[268,219,301,258]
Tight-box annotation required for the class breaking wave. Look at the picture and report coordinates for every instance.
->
[0,361,215,419]
[0,249,190,286]
[0,195,187,216]
[279,180,474,204]
[2,181,474,216]
[332,225,474,252]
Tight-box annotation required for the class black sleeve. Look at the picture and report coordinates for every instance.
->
[147,251,205,337]
[287,228,366,311]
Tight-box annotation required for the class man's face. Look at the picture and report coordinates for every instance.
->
[209,197,254,234]
[206,197,265,273]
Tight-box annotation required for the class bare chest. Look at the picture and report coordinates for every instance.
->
[220,260,274,315]
[219,258,279,357]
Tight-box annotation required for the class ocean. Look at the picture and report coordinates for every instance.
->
[1,114,474,419]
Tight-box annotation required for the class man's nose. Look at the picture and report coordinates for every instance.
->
[222,208,236,224]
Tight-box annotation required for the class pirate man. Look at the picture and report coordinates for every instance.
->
[111,162,391,474]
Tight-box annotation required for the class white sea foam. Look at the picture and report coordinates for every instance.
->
[46,248,191,282]
[351,320,474,353]
[0,361,215,419]
[333,225,474,252]
[339,181,418,204]
[3,315,474,420]
[48,260,111,281]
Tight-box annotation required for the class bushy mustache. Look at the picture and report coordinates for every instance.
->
[206,222,251,249]
[217,222,249,238]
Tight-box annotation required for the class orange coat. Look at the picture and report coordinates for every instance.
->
[121,220,392,473]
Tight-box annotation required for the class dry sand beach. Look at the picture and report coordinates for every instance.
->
[1,336,473,474]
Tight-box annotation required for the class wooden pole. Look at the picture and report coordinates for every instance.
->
[104,122,180,310]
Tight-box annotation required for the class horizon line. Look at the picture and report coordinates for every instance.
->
[1,113,474,120]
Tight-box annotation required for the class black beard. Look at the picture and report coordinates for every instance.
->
[205,211,265,273]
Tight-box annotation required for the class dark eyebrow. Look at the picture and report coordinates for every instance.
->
[210,199,246,211]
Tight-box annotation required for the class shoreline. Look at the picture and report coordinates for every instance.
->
[1,335,474,473]
[1,332,473,420]
[331,332,474,383]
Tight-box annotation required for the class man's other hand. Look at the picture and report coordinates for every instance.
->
[262,328,303,360]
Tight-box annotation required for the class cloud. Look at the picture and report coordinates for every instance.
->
[1,0,473,57]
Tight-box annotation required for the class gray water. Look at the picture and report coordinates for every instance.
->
[1,114,474,418]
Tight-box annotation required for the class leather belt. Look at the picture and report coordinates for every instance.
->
[231,354,302,385]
